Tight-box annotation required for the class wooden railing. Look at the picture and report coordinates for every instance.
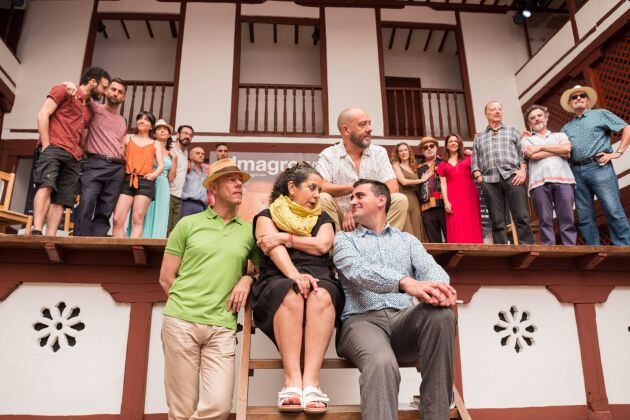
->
[109,80,174,132]
[237,83,324,135]
[386,87,471,139]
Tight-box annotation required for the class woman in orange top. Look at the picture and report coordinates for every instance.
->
[112,112,163,238]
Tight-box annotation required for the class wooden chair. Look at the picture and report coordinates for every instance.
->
[236,304,471,419]
[0,171,32,235]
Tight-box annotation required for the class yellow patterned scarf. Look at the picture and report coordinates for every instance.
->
[269,195,321,236]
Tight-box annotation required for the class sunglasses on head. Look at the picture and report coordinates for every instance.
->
[570,93,588,101]
[422,144,436,150]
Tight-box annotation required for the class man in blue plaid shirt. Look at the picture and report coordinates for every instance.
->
[471,101,535,244]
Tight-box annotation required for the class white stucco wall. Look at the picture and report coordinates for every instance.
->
[91,21,177,82]
[241,0,318,19]
[459,286,586,408]
[175,3,236,132]
[459,12,530,132]
[325,8,384,136]
[596,287,630,404]
[381,6,456,25]
[0,284,130,415]
[98,0,180,14]
[2,0,93,130]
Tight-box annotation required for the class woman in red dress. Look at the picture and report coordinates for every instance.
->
[437,134,483,243]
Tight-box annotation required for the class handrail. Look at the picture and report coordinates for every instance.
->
[239,83,321,90]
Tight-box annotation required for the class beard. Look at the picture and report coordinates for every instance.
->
[106,96,122,106]
[90,88,104,101]
[349,132,370,149]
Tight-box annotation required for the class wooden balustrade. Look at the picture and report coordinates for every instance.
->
[237,83,323,135]
[386,87,471,139]
[109,80,174,132]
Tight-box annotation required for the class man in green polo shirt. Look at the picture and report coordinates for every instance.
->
[159,158,259,420]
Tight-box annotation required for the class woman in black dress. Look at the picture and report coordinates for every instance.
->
[251,162,343,414]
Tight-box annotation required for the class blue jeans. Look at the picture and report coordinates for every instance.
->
[572,162,630,245]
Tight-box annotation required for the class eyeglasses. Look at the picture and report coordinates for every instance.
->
[570,93,588,101]
[422,144,436,150]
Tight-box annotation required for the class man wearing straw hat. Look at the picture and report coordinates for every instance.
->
[159,158,260,419]
[560,85,630,245]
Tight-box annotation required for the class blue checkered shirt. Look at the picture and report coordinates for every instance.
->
[333,224,450,321]
[560,109,628,162]
[471,123,524,183]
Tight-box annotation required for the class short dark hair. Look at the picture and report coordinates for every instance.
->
[135,111,156,137]
[270,162,321,203]
[109,77,127,91]
[353,179,391,213]
[80,66,111,86]
[215,142,228,150]
[177,124,194,135]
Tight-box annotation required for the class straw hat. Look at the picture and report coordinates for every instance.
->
[202,158,251,188]
[419,136,439,149]
[560,85,598,113]
[154,119,173,133]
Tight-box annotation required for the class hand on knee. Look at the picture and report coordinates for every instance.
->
[281,290,305,314]
[307,289,333,312]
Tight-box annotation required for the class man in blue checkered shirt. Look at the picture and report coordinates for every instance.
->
[471,101,535,244]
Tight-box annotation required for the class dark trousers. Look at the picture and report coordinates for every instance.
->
[182,199,206,217]
[167,195,182,234]
[481,176,535,244]
[74,157,125,236]
[336,306,456,420]
[422,207,446,243]
[530,183,576,245]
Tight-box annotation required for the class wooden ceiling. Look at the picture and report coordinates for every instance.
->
[382,26,458,54]
[97,18,179,41]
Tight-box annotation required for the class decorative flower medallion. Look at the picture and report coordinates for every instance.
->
[33,302,85,353]
[493,305,536,353]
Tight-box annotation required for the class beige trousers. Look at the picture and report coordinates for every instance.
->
[162,315,236,420]
[319,192,409,231]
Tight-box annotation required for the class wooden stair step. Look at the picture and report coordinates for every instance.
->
[245,405,460,419]
[249,358,419,370]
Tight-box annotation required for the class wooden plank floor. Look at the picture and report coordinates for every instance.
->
[245,405,460,419]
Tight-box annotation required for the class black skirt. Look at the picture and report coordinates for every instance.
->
[250,209,344,345]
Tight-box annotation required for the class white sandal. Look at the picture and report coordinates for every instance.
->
[277,386,303,413]
[302,386,330,414]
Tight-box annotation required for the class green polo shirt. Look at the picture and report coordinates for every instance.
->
[163,207,260,329]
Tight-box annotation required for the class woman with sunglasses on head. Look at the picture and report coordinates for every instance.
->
[251,162,343,414]
[390,142,425,241]
[112,111,163,238]
[437,133,483,243]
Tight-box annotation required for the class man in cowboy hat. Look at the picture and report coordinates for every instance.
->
[315,107,408,232]
[560,85,630,245]
[417,136,447,242]
[471,101,534,244]
[159,157,260,419]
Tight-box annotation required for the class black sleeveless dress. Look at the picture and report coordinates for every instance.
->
[251,209,344,345]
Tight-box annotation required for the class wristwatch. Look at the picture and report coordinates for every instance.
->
[286,233,294,248]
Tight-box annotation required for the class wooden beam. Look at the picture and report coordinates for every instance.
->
[132,245,149,267]
[577,253,608,270]
[404,28,413,50]
[145,20,154,38]
[120,20,130,39]
[388,27,396,50]
[273,23,277,43]
[248,22,254,43]
[442,251,465,269]
[294,24,299,44]
[381,21,457,31]
[169,20,177,38]
[438,30,449,53]
[240,16,319,26]
[44,242,63,264]
[423,29,433,52]
[98,12,179,21]
[511,251,540,270]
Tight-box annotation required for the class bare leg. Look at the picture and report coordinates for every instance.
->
[33,187,53,232]
[273,289,304,406]
[129,195,152,238]
[45,204,64,236]
[112,194,134,238]
[303,288,335,408]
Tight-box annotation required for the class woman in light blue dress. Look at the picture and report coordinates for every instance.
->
[136,119,178,238]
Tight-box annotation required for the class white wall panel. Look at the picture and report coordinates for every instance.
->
[0,284,130,414]
[596,287,630,404]
[458,286,586,408]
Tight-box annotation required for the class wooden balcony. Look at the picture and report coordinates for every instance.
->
[110,80,174,132]
[236,83,324,135]
[386,87,472,140]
